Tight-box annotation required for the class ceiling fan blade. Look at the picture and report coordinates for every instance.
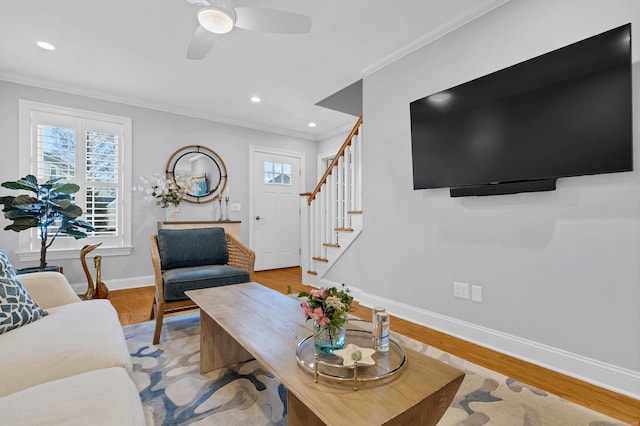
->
[186,26,217,60]
[234,8,312,34]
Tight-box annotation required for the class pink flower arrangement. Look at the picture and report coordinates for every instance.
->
[299,286,353,331]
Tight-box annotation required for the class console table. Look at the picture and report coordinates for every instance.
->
[158,220,241,241]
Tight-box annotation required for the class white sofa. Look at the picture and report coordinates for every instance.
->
[0,272,146,425]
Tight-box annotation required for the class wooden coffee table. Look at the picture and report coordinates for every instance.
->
[186,282,464,426]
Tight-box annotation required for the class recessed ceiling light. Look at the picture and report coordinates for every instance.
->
[250,96,261,103]
[36,41,56,51]
[308,122,317,127]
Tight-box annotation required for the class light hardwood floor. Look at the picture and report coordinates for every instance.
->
[108,267,639,425]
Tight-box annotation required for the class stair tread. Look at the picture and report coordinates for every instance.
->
[312,257,329,262]
[335,227,353,232]
[323,243,340,248]
[306,270,318,275]
[347,210,363,214]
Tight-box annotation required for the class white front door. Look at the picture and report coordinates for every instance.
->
[251,149,302,271]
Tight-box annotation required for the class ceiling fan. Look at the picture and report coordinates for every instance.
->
[185,0,312,60]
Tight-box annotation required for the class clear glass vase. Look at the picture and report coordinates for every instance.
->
[313,320,346,354]
[165,204,180,221]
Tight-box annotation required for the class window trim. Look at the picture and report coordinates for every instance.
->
[17,100,133,260]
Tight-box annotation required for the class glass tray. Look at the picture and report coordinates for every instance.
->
[296,322,406,390]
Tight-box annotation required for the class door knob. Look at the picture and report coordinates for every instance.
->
[255,216,262,221]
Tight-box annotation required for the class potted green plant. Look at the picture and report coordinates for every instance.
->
[0,174,94,271]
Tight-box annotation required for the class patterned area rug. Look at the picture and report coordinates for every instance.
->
[124,313,627,425]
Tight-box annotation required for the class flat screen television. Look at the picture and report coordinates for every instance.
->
[409,23,632,197]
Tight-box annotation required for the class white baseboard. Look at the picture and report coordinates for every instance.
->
[70,275,154,293]
[320,278,640,400]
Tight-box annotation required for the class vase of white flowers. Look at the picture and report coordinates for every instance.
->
[134,175,186,219]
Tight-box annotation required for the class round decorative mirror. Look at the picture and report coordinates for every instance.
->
[165,145,227,204]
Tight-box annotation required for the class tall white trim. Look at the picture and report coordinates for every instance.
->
[318,150,337,181]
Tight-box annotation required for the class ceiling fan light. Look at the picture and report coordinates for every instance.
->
[198,7,235,34]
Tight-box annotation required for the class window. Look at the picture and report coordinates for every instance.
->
[17,100,132,261]
[264,161,292,185]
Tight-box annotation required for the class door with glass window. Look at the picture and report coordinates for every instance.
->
[252,151,301,270]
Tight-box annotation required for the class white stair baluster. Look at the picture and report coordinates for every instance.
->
[337,155,344,230]
[310,198,316,262]
[354,130,362,211]
[344,145,352,227]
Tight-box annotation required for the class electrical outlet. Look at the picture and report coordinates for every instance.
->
[453,281,470,299]
[471,285,483,302]
[230,203,241,212]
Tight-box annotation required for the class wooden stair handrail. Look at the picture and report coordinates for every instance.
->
[308,115,363,205]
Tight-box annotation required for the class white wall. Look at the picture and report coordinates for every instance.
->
[0,80,318,286]
[317,131,350,157]
[325,0,640,397]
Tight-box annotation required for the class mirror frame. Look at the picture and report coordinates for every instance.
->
[165,145,227,204]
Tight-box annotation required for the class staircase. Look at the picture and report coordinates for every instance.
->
[301,116,363,286]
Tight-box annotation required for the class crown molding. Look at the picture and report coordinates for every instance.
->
[362,0,511,76]
[314,121,356,142]
[0,73,329,141]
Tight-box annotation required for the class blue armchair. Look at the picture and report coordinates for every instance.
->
[150,227,255,344]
